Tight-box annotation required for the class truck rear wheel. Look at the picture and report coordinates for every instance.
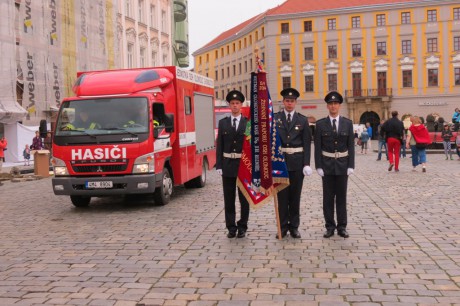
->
[70,196,91,207]
[154,167,173,205]
[184,159,207,188]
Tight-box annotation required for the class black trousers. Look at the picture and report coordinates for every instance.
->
[277,170,304,231]
[322,175,348,231]
[222,176,250,233]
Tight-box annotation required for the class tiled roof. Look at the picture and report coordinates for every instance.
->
[195,0,418,52]
[268,0,417,16]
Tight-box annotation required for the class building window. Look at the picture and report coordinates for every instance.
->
[215,70,218,81]
[127,43,134,68]
[327,18,336,30]
[250,60,253,71]
[215,50,218,58]
[377,42,387,55]
[351,16,360,28]
[402,70,412,88]
[244,61,247,72]
[233,65,236,76]
[454,37,460,51]
[328,45,337,59]
[281,49,290,62]
[352,44,361,57]
[125,1,131,17]
[227,67,230,78]
[221,48,224,57]
[221,90,224,99]
[151,50,157,66]
[455,68,460,85]
[281,22,289,34]
[305,75,314,92]
[402,40,412,54]
[428,69,438,86]
[401,12,411,24]
[328,74,337,91]
[140,47,145,67]
[304,47,313,60]
[427,9,437,22]
[454,8,460,20]
[282,77,291,89]
[427,38,438,52]
[150,5,156,27]
[239,41,241,49]
[227,45,229,55]
[138,0,144,22]
[215,91,218,99]
[304,20,312,32]
[221,68,224,80]
[161,10,167,33]
[376,14,386,26]
[239,63,242,74]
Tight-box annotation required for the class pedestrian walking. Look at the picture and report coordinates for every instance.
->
[216,90,250,239]
[359,128,369,154]
[314,91,355,239]
[456,132,460,160]
[441,124,454,160]
[381,111,404,172]
[366,122,372,150]
[30,130,43,151]
[0,135,7,174]
[406,116,430,172]
[275,87,312,239]
[23,144,31,166]
[376,119,388,161]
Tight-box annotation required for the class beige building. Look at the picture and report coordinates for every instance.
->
[193,0,460,132]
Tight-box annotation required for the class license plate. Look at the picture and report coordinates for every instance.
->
[85,181,113,189]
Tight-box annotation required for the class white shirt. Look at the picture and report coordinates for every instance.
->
[329,115,340,132]
[284,110,295,121]
[230,114,242,130]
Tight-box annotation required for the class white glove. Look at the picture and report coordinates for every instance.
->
[347,168,354,176]
[303,166,312,176]
[216,169,222,176]
[316,168,324,177]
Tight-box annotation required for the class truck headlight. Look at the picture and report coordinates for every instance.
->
[133,153,155,174]
[52,157,69,176]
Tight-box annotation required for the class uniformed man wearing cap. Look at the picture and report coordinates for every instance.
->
[216,90,250,239]
[314,91,355,239]
[274,87,312,239]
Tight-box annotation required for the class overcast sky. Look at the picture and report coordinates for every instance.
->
[187,0,286,68]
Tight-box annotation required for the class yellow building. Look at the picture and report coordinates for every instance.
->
[193,0,460,132]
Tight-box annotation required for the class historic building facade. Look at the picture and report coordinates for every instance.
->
[193,0,460,129]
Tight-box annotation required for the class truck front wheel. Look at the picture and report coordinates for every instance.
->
[70,196,91,207]
[154,167,173,205]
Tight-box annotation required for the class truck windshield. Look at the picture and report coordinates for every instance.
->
[55,97,149,136]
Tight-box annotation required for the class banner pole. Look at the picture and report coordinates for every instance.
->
[273,189,282,240]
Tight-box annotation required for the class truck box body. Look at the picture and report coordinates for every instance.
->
[51,66,216,206]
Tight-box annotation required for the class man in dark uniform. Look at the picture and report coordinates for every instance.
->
[275,87,312,239]
[314,91,355,239]
[216,90,250,238]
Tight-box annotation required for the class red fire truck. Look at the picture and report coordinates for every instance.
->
[51,66,216,207]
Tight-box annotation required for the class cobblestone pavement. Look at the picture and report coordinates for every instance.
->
[0,151,460,306]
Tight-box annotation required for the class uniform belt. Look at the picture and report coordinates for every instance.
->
[322,151,349,158]
[223,152,242,159]
[280,147,304,154]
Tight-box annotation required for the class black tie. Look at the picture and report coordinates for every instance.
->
[233,118,237,131]
[287,113,291,127]
[332,119,337,135]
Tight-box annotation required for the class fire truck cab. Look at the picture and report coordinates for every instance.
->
[51,66,216,207]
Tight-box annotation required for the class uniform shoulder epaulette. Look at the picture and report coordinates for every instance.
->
[342,117,352,123]
[316,117,327,123]
[297,113,307,119]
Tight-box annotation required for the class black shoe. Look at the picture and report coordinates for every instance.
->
[338,229,349,238]
[290,229,301,239]
[227,231,236,238]
[276,230,288,239]
[323,229,334,238]
[237,229,246,238]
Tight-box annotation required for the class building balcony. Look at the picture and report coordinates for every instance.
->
[345,88,393,98]
[175,40,189,58]
[174,0,187,22]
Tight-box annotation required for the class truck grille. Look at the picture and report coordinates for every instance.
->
[72,164,128,173]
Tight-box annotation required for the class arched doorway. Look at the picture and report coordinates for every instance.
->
[359,111,380,139]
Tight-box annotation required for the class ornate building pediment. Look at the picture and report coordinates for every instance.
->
[349,60,363,73]
[302,63,315,76]
[426,55,440,69]
[375,58,388,72]
[280,64,293,77]
[139,33,148,47]
[400,56,414,70]
[126,28,136,43]
[325,61,339,74]
[452,53,460,68]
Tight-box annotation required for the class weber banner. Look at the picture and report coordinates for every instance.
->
[237,72,289,209]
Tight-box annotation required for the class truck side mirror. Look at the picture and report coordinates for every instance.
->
[164,113,174,133]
